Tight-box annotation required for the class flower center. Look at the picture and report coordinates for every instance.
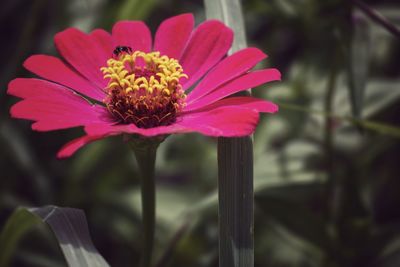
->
[101,47,187,128]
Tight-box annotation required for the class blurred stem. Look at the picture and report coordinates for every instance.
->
[322,48,342,267]
[324,51,339,224]
[324,62,340,222]
[352,0,400,39]
[324,46,343,243]
[324,62,338,175]
[131,139,160,267]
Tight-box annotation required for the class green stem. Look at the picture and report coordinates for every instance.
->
[131,140,159,267]
[323,57,338,178]
[324,51,339,225]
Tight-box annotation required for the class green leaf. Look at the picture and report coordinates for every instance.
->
[0,206,109,267]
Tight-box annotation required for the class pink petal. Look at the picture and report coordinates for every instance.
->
[112,21,151,52]
[84,121,189,137]
[178,106,260,137]
[8,78,80,99]
[9,79,112,131]
[57,134,109,159]
[90,29,113,55]
[54,28,109,89]
[185,96,278,113]
[186,48,267,102]
[12,99,110,131]
[185,68,281,111]
[23,55,104,101]
[180,20,233,90]
[85,106,262,138]
[153,13,194,59]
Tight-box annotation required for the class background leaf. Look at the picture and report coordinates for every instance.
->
[0,206,109,267]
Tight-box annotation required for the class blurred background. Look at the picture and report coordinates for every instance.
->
[1,0,400,266]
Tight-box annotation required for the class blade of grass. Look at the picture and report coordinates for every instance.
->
[352,0,400,39]
[0,206,109,267]
[204,1,254,266]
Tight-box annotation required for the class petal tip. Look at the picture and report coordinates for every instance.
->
[23,54,53,68]
[174,13,194,21]
[56,149,71,159]
[274,69,282,81]
[248,47,268,60]
[7,78,19,97]
[270,103,279,113]
[9,102,28,119]
[31,122,43,131]
[54,27,82,38]
[9,104,18,118]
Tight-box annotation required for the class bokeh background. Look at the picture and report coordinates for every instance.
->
[1,0,400,266]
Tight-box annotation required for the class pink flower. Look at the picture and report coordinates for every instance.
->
[8,14,280,158]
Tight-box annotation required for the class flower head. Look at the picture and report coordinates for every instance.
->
[8,14,281,158]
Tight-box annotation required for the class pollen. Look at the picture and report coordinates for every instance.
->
[101,49,188,128]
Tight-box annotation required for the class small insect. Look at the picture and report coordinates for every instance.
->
[113,46,132,57]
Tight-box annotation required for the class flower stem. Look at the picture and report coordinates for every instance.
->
[131,139,160,267]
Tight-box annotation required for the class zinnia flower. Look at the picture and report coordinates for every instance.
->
[8,13,280,158]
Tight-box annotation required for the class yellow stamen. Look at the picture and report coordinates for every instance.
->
[101,50,188,128]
